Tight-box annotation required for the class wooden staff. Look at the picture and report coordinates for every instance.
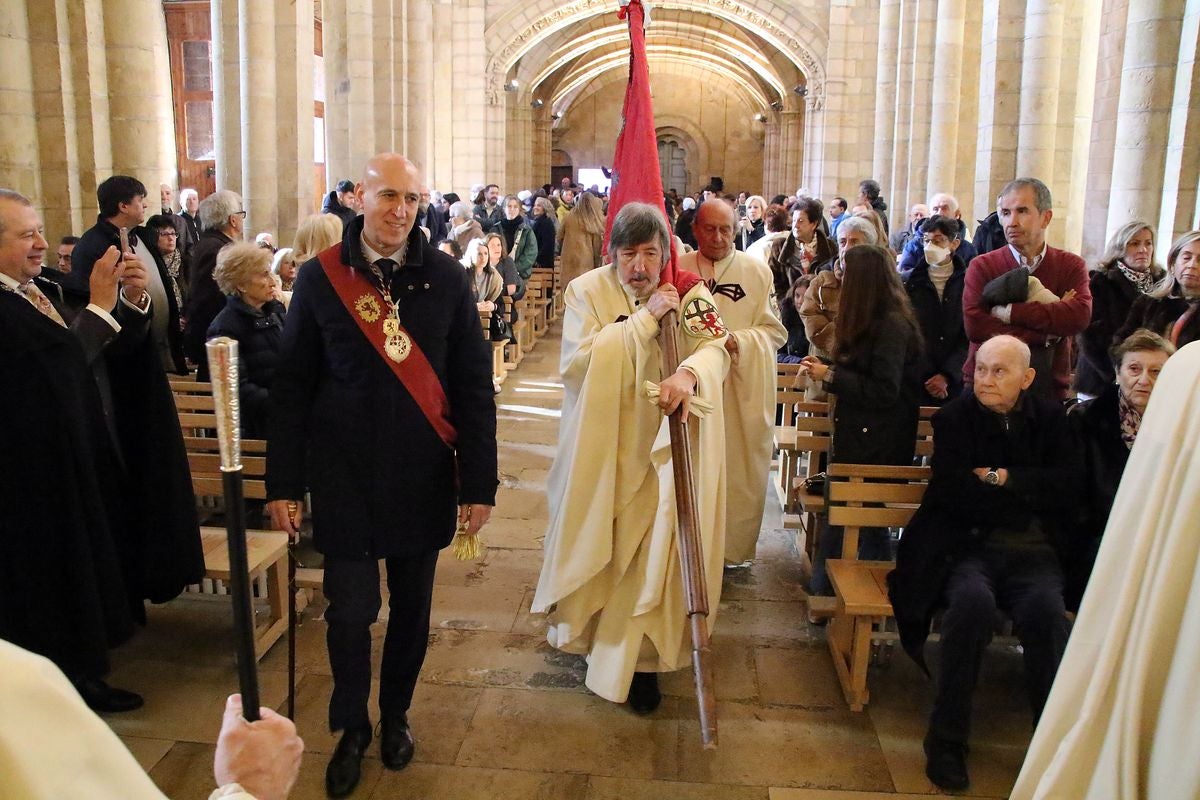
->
[659,310,718,749]
[206,337,262,722]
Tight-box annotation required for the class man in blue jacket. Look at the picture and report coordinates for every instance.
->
[267,153,498,798]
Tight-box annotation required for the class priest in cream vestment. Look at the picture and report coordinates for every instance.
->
[679,200,787,563]
[1011,341,1200,800]
[533,203,730,710]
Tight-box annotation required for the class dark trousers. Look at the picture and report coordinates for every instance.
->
[323,550,439,732]
[930,544,1072,744]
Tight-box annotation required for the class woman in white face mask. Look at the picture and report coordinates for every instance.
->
[902,214,970,404]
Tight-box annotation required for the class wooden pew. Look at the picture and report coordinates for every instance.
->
[171,388,290,660]
[824,463,930,710]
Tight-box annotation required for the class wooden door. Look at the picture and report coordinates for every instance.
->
[164,1,216,199]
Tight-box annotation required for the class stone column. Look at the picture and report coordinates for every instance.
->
[780,109,804,197]
[954,0,984,222]
[323,0,380,188]
[2,3,42,200]
[762,119,780,195]
[1106,0,1188,243]
[888,0,916,232]
[443,0,487,191]
[531,106,553,188]
[272,0,315,243]
[973,0,1024,224]
[101,0,176,184]
[1063,0,1101,254]
[1080,0,1130,261]
[237,0,277,237]
[1016,0,1066,182]
[405,0,434,174]
[873,0,901,188]
[1157,2,1200,252]
[926,0,966,199]
[905,0,937,213]
[212,0,241,191]
[506,95,533,191]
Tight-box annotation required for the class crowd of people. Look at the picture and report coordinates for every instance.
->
[3,160,1198,798]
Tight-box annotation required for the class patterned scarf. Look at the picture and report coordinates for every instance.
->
[1117,388,1142,450]
[1117,261,1155,294]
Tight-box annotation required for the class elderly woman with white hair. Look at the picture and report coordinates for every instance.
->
[448,200,484,254]
[799,215,878,361]
[206,242,286,438]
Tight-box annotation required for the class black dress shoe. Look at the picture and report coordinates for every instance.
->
[627,671,661,715]
[325,724,372,799]
[380,714,415,770]
[73,677,144,713]
[924,732,970,792]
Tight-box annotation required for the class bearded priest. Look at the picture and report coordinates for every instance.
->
[533,202,730,714]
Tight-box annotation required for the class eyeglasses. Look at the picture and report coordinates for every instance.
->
[158,230,178,237]
[235,210,247,218]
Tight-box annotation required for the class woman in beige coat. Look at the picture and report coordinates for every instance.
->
[556,191,605,287]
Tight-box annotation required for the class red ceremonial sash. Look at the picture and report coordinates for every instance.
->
[317,245,458,448]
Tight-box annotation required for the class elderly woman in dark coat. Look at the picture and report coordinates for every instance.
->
[798,245,924,602]
[1075,221,1164,397]
[1068,329,1174,604]
[1117,230,1200,349]
[206,242,287,439]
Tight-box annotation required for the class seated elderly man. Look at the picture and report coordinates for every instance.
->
[532,202,730,714]
[888,334,1082,792]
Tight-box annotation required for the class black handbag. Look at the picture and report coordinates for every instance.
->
[489,311,512,342]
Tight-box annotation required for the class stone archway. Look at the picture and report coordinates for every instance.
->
[484,0,828,107]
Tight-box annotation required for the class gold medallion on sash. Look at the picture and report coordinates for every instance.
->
[383,312,411,362]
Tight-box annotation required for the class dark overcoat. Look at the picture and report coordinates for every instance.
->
[63,221,206,606]
[0,289,136,677]
[827,311,924,465]
[888,392,1083,668]
[1076,265,1159,396]
[267,216,498,559]
[184,228,235,375]
[904,255,968,404]
[1117,291,1200,350]
[207,296,287,439]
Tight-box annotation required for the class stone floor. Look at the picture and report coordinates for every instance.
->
[105,324,1033,799]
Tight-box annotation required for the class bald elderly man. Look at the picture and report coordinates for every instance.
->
[267,153,497,798]
[678,200,786,564]
[897,193,979,274]
[888,335,1083,792]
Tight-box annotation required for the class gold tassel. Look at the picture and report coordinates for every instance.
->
[451,520,483,561]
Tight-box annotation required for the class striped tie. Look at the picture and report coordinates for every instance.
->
[19,281,67,327]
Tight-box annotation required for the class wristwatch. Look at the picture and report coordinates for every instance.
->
[984,469,1000,486]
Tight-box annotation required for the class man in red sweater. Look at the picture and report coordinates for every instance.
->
[962,178,1091,400]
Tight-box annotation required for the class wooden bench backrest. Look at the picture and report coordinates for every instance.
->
[173,388,268,500]
[826,464,931,559]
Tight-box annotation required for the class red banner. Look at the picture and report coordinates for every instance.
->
[603,0,700,295]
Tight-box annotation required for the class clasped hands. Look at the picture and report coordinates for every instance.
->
[797,355,830,382]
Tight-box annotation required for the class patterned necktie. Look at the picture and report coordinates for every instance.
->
[376,258,397,284]
[19,281,67,327]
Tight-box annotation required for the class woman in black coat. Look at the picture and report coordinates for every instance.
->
[903,214,968,405]
[799,245,924,599]
[529,197,558,270]
[206,242,286,439]
[1068,329,1174,605]
[1075,221,1164,397]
